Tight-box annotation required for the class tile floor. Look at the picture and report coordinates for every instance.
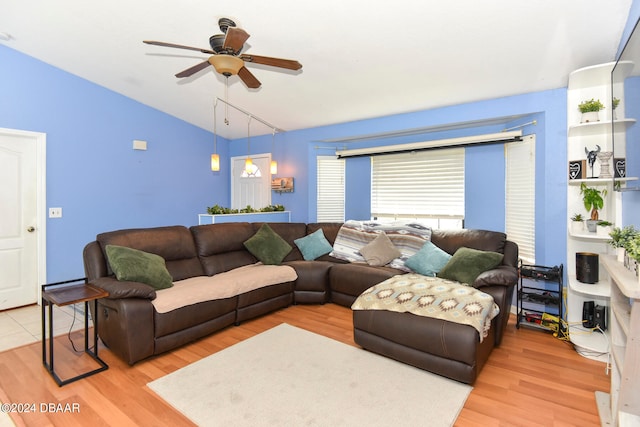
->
[0,304,87,353]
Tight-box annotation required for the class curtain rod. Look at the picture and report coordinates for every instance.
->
[215,97,284,133]
[335,131,523,158]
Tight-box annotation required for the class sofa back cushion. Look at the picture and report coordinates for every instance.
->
[431,229,507,257]
[251,222,307,262]
[96,225,203,281]
[190,222,258,276]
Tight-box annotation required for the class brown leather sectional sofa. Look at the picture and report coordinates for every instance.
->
[83,221,518,384]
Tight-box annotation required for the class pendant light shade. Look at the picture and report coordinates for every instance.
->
[245,157,253,173]
[211,154,220,171]
[270,160,278,175]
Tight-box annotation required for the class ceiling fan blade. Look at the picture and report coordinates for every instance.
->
[240,54,302,70]
[143,40,215,55]
[223,27,250,53]
[238,66,261,89]
[175,60,211,78]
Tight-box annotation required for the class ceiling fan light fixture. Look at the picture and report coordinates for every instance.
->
[208,55,244,76]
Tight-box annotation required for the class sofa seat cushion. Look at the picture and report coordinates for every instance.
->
[155,297,238,338]
[351,274,499,342]
[329,263,403,306]
[151,263,298,314]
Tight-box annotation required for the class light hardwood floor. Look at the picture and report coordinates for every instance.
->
[0,304,609,426]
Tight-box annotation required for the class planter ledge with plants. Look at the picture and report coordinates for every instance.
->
[198,204,290,225]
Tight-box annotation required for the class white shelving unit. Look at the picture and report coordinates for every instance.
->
[596,256,640,426]
[566,62,636,362]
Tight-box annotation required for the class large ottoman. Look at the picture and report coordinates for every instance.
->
[351,274,499,384]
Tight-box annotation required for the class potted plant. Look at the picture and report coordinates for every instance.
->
[612,97,621,120]
[609,225,638,262]
[570,213,584,234]
[624,233,640,281]
[596,220,613,237]
[578,98,605,123]
[580,183,607,232]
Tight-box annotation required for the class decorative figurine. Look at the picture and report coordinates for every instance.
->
[585,145,601,178]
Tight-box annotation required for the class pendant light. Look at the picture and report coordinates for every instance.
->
[245,117,253,174]
[270,129,278,175]
[211,99,220,171]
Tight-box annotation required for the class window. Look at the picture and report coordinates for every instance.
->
[371,148,465,228]
[505,135,536,263]
[316,156,345,222]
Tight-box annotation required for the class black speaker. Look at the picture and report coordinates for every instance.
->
[583,301,595,328]
[594,305,607,330]
[576,252,599,284]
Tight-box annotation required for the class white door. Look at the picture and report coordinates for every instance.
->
[231,153,272,210]
[0,129,45,310]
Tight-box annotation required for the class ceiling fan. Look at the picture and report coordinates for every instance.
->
[143,18,302,89]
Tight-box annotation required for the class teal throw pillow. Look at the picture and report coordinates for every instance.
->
[294,228,333,261]
[244,223,292,265]
[105,245,174,290]
[405,241,452,276]
[437,247,503,285]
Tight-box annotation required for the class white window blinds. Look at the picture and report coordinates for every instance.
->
[505,134,536,263]
[317,156,345,222]
[371,148,465,220]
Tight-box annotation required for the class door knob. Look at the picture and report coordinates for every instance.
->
[27,226,35,233]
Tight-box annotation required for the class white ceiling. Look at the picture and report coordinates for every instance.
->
[0,0,633,139]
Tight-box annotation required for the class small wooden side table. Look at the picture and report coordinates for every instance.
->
[41,278,109,386]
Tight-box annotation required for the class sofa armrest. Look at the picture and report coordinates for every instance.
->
[473,265,518,288]
[91,277,156,300]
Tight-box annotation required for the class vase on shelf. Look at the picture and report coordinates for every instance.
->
[581,111,600,123]
[617,247,625,263]
[597,151,613,179]
[571,221,584,234]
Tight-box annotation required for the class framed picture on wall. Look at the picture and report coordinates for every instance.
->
[271,177,294,193]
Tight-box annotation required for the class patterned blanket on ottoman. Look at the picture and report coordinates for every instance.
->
[351,273,499,342]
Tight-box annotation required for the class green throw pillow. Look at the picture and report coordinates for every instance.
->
[294,228,333,261]
[405,240,452,277]
[105,245,174,290]
[437,246,503,285]
[244,223,292,265]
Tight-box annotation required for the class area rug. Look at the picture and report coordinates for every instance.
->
[148,323,471,426]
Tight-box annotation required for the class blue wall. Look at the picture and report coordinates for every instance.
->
[0,46,230,281]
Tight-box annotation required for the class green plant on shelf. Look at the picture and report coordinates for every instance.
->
[578,98,605,113]
[609,225,638,249]
[570,213,584,222]
[612,97,620,110]
[580,183,607,220]
[626,233,640,263]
